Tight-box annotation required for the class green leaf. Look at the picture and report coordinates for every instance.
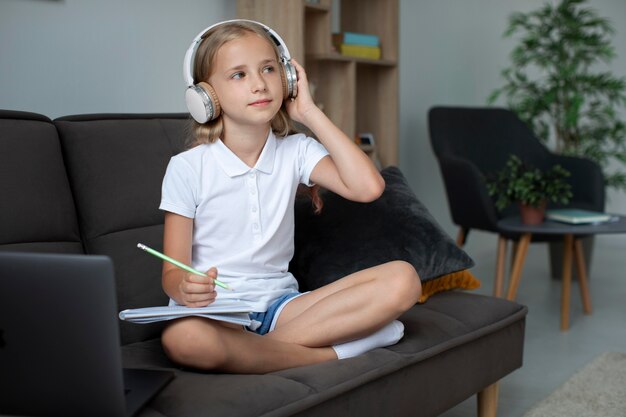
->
[487,0,626,194]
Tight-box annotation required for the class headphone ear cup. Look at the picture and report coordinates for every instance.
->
[281,60,298,100]
[279,65,288,100]
[185,82,221,123]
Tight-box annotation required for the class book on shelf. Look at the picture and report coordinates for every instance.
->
[332,32,382,60]
[119,298,253,326]
[545,209,614,224]
[333,32,380,47]
[337,44,381,60]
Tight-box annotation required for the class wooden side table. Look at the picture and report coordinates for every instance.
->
[496,215,626,330]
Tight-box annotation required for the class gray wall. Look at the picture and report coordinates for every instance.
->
[0,0,235,117]
[398,0,626,236]
[1,0,625,237]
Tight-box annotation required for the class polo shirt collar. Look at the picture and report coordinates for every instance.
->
[212,131,276,177]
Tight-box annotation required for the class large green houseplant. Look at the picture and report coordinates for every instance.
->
[489,0,626,192]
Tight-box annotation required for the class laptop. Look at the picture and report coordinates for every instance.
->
[0,252,174,417]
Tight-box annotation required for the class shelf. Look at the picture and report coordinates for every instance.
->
[306,53,397,67]
[237,0,398,166]
[304,2,330,12]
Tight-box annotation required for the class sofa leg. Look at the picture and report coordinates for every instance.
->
[477,382,499,417]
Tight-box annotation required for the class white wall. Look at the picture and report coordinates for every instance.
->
[1,0,625,235]
[0,0,235,117]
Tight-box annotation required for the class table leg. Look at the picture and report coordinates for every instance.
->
[506,233,531,301]
[561,234,574,331]
[494,236,507,297]
[456,227,468,247]
[573,238,592,314]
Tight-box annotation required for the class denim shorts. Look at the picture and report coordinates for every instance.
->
[247,292,303,335]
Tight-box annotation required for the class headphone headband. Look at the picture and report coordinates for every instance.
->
[183,19,292,87]
[183,19,297,123]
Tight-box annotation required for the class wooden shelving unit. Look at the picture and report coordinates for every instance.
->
[237,0,398,167]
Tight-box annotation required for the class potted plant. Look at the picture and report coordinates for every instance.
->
[488,0,626,275]
[486,155,573,224]
[488,0,626,192]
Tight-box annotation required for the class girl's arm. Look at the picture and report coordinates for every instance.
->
[286,60,385,203]
[162,211,217,307]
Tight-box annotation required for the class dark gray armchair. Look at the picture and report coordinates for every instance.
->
[428,106,605,295]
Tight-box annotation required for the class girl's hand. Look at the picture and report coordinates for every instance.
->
[178,266,218,307]
[285,59,321,125]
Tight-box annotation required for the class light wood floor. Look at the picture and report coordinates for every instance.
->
[439,232,626,417]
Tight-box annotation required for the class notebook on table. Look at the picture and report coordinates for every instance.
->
[545,208,613,224]
[0,252,174,417]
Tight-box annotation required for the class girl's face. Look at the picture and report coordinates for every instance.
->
[209,32,284,130]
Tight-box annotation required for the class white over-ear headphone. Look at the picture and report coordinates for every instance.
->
[183,19,298,124]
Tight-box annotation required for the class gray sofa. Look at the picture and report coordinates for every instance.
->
[0,109,527,417]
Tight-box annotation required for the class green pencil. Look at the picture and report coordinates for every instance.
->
[137,243,232,291]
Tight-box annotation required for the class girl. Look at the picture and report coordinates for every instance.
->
[160,20,421,373]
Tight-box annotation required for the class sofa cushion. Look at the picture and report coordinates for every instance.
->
[123,292,527,417]
[418,269,480,303]
[54,114,189,241]
[0,110,82,254]
[54,113,190,345]
[290,166,476,292]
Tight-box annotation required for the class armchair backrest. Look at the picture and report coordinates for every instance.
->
[428,106,605,232]
[429,106,552,175]
[428,106,556,232]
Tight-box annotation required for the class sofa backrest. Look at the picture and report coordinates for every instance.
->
[54,113,189,345]
[0,110,83,254]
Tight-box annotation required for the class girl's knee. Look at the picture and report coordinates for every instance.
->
[162,318,227,370]
[384,261,422,310]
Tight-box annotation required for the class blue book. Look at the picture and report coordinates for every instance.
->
[340,32,380,47]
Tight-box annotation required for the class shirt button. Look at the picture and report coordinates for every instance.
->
[251,206,257,212]
[253,223,259,230]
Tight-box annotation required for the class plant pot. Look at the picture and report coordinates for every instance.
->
[518,201,546,225]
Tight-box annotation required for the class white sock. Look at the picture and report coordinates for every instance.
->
[332,320,405,360]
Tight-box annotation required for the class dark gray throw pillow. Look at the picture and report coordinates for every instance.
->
[290,166,475,291]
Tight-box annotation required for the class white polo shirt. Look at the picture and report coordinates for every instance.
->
[160,131,329,312]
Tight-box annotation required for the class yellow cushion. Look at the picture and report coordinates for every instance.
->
[418,270,481,303]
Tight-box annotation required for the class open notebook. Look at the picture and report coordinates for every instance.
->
[119,299,253,325]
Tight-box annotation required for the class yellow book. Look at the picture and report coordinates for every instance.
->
[339,44,381,60]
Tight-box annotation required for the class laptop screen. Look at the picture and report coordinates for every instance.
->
[0,252,129,417]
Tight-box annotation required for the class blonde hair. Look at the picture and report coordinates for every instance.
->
[185,21,323,213]
[186,21,292,148]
